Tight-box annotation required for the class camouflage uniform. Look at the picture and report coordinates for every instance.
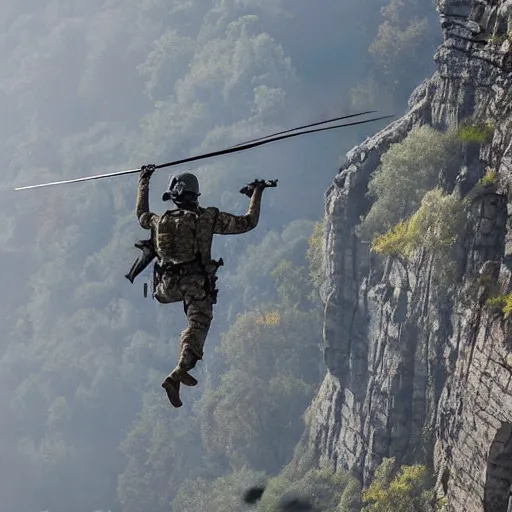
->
[135,172,263,407]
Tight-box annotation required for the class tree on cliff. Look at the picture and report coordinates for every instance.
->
[362,458,439,512]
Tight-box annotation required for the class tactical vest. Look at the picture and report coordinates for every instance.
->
[151,206,223,303]
[155,206,219,267]
[125,207,223,299]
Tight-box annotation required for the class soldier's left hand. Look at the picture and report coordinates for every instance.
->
[140,164,156,179]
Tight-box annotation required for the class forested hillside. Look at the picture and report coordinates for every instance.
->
[0,1,440,510]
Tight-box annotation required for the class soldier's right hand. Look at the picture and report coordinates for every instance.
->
[140,164,156,179]
[257,179,277,190]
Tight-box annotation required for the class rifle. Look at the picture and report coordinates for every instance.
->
[239,179,278,198]
[125,237,157,284]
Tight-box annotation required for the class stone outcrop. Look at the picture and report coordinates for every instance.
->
[299,1,512,510]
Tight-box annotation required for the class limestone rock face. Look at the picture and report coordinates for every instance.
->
[301,1,512,510]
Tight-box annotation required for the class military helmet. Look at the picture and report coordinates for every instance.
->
[162,172,201,202]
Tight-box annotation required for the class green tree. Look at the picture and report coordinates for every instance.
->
[271,259,312,307]
[198,305,321,473]
[170,467,267,512]
[118,391,207,512]
[362,458,437,512]
[257,467,351,512]
[371,1,438,92]
[339,476,363,512]
[307,218,326,299]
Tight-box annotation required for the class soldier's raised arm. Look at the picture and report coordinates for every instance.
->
[213,186,264,235]
[136,165,158,230]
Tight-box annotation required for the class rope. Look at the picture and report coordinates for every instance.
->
[14,113,394,191]
[229,110,377,147]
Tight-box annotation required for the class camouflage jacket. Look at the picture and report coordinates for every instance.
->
[135,174,262,268]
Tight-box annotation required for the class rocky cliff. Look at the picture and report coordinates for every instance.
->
[300,1,512,511]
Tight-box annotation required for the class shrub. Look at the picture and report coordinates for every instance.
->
[487,293,512,317]
[457,121,494,144]
[407,188,466,250]
[487,295,507,312]
[465,168,500,204]
[371,188,466,258]
[371,220,412,258]
[477,168,498,188]
[504,295,512,318]
[358,126,460,240]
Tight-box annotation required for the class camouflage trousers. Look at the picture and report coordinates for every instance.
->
[154,272,214,367]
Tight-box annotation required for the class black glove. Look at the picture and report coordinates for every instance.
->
[239,179,278,198]
[140,164,156,180]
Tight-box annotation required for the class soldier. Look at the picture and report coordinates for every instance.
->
[135,165,272,408]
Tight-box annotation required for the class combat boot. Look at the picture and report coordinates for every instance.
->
[161,376,182,408]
